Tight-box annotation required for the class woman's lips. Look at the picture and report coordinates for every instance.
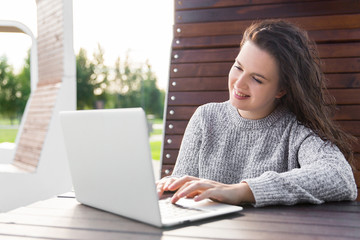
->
[233,89,250,100]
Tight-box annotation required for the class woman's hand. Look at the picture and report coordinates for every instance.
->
[156,176,200,198]
[157,175,255,205]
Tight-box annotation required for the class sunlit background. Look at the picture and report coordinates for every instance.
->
[0,0,173,160]
[0,0,174,89]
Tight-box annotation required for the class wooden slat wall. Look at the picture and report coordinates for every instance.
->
[13,83,60,171]
[161,0,360,198]
[12,0,64,171]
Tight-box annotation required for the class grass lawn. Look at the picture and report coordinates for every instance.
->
[150,141,162,161]
[0,128,163,160]
[0,117,163,160]
[0,129,18,142]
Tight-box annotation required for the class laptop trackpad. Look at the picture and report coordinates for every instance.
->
[176,198,232,211]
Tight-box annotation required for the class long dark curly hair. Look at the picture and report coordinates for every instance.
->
[241,19,357,166]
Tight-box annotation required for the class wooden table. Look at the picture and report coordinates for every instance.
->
[0,193,359,240]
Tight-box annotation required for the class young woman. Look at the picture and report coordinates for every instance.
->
[157,20,358,207]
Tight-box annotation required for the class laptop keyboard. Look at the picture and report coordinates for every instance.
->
[159,198,204,219]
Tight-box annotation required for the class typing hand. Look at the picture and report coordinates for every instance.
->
[156,176,179,199]
[165,176,255,205]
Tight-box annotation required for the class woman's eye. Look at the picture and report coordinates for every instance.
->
[253,77,263,84]
[234,65,242,71]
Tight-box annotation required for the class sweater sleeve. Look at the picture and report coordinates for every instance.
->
[243,134,358,207]
[171,107,203,178]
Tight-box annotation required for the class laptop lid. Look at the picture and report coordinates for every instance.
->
[60,108,162,227]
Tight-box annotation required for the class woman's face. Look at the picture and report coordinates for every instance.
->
[228,41,285,119]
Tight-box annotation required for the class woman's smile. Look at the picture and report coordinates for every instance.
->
[233,89,250,100]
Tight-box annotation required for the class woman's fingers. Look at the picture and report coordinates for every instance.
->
[163,178,176,191]
[156,181,166,197]
[171,180,215,203]
[156,177,178,197]
[156,175,201,199]
[167,175,199,191]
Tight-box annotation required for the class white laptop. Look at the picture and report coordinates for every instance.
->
[59,108,243,228]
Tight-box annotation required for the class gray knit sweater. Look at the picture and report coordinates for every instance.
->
[171,101,357,207]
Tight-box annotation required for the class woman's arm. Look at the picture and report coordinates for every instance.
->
[243,135,357,207]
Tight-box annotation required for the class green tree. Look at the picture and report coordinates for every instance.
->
[115,56,143,108]
[92,44,109,108]
[76,48,95,109]
[110,56,164,117]
[76,45,110,109]
[0,55,28,124]
[16,50,31,115]
[141,61,164,118]
[75,46,164,116]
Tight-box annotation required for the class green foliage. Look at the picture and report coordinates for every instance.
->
[17,51,31,114]
[0,44,164,126]
[76,45,111,110]
[76,45,165,118]
[111,58,165,118]
[0,45,165,154]
[141,62,165,118]
[0,53,30,124]
[76,48,96,109]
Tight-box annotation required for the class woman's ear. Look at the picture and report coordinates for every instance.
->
[275,89,286,99]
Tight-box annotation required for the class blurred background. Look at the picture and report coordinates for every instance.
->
[0,0,174,160]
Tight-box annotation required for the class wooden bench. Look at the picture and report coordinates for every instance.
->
[161,0,360,200]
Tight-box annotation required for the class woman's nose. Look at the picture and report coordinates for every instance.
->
[234,73,247,89]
